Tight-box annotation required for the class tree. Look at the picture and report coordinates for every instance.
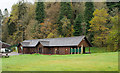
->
[106,2,120,12]
[106,15,119,51]
[7,31,23,45]
[60,16,73,37]
[35,2,45,23]
[3,8,9,18]
[72,2,85,20]
[45,2,60,24]
[0,9,3,25]
[25,19,37,40]
[17,0,27,41]
[2,18,9,42]
[58,2,73,36]
[73,14,82,36]
[84,2,94,34]
[7,17,16,35]
[89,8,109,47]
[33,19,58,39]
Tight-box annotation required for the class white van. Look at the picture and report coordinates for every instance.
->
[0,48,11,53]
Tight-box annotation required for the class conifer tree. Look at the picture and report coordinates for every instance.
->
[84,2,94,34]
[58,2,73,36]
[73,14,82,36]
[35,2,45,23]
[106,2,120,12]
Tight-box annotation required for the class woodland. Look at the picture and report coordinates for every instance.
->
[0,1,119,51]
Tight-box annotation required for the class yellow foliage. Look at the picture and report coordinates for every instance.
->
[89,8,110,46]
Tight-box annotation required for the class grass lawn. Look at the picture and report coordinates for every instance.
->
[2,52,118,71]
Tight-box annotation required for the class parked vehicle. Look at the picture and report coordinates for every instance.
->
[0,48,12,53]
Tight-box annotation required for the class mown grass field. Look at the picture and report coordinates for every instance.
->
[2,52,118,71]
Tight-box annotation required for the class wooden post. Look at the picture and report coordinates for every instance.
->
[78,47,79,54]
[42,47,43,54]
[74,48,76,54]
[71,48,72,54]
[81,45,83,54]
[55,49,56,54]
[89,47,90,53]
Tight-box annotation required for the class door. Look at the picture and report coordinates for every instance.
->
[83,47,85,54]
[65,48,68,54]
[39,47,42,54]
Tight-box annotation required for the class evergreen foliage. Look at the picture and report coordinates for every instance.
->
[7,18,16,35]
[18,1,27,20]
[106,2,120,12]
[73,14,82,36]
[84,2,94,34]
[35,2,45,23]
[58,2,73,36]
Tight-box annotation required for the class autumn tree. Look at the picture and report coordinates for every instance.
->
[35,2,45,23]
[106,15,119,51]
[17,0,28,41]
[2,18,9,42]
[25,19,37,40]
[33,19,58,39]
[45,2,60,24]
[60,16,73,37]
[72,2,85,20]
[89,8,109,47]
[73,14,82,36]
[25,3,36,40]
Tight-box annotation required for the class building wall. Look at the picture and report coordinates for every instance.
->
[18,38,91,54]
[78,39,90,47]
[43,47,71,55]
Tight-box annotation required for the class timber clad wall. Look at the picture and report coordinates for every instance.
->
[42,47,71,55]
[18,39,89,54]
[18,36,92,55]
[78,39,90,47]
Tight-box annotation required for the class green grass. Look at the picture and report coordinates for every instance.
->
[2,52,118,71]
[86,47,108,53]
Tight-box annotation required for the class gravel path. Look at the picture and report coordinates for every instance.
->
[8,52,21,56]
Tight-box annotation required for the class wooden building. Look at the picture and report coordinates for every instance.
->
[0,41,11,48]
[18,36,92,55]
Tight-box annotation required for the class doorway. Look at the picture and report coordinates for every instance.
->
[39,47,42,54]
[83,47,85,54]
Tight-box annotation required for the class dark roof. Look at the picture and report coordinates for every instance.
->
[0,41,11,48]
[20,36,92,47]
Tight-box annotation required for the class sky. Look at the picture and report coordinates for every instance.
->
[0,0,34,14]
[0,0,118,14]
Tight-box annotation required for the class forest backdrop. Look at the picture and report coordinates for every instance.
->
[0,1,119,51]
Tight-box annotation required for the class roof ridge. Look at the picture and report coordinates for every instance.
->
[23,35,85,42]
[43,35,85,40]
